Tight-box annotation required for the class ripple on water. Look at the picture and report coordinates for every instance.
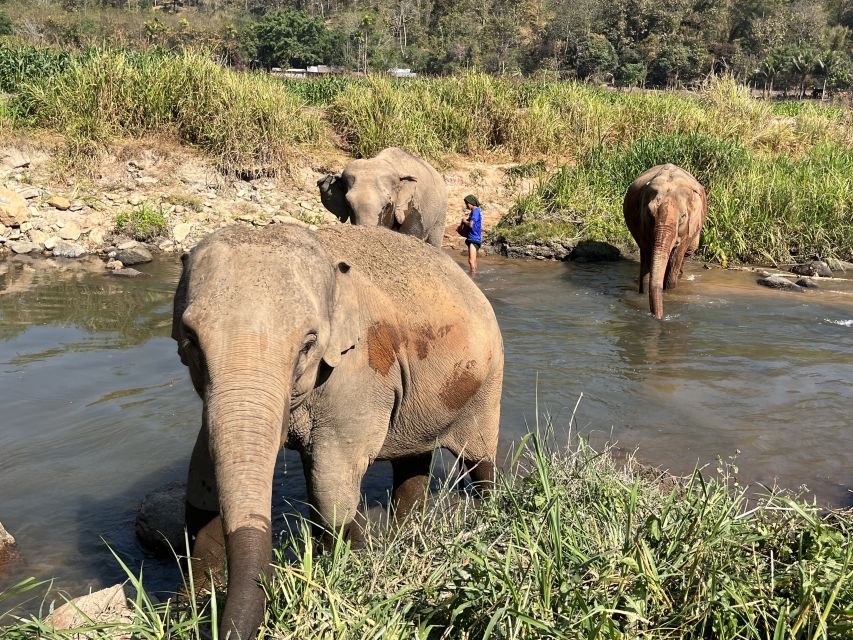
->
[824,318,853,327]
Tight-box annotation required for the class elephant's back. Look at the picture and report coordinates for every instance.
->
[628,163,698,195]
[317,225,490,315]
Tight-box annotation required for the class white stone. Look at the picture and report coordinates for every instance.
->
[44,236,59,250]
[45,584,134,639]
[88,228,106,247]
[127,194,145,206]
[59,223,82,241]
[106,260,123,270]
[10,241,38,254]
[29,229,48,246]
[172,222,192,243]
[52,241,87,258]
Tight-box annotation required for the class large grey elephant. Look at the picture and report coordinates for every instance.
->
[316,147,448,247]
[172,223,503,639]
[623,163,708,319]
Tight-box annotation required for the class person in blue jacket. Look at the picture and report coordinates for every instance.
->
[461,194,483,273]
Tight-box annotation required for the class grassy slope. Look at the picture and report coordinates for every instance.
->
[1,43,852,262]
[1,432,851,639]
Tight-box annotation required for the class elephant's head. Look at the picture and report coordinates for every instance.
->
[172,225,360,638]
[317,161,420,231]
[647,185,705,319]
[317,173,352,223]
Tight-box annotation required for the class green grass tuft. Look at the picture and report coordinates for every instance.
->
[115,202,168,242]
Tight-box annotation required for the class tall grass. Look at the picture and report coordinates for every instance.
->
[9,49,323,173]
[2,426,851,639]
[328,74,853,161]
[499,134,853,263]
[0,42,70,93]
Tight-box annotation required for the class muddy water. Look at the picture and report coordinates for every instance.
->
[0,251,851,603]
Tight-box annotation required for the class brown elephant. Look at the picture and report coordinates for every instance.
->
[623,163,708,319]
[172,223,503,638]
[317,147,448,247]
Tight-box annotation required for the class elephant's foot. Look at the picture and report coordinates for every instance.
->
[314,515,366,552]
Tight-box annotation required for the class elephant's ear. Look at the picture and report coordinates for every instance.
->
[323,261,360,368]
[393,175,419,226]
[172,253,191,365]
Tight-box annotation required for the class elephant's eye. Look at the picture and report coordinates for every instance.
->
[300,334,318,355]
[182,329,199,350]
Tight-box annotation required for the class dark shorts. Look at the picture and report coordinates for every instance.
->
[466,239,482,250]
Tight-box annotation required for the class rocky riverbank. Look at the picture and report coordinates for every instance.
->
[0,140,539,269]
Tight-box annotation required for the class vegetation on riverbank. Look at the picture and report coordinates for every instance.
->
[496,133,853,264]
[2,47,322,174]
[2,429,852,639]
[1,44,852,263]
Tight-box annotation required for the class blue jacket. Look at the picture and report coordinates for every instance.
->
[467,207,482,243]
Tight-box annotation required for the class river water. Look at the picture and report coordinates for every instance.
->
[1,250,851,604]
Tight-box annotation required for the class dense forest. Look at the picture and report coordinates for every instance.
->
[1,0,852,90]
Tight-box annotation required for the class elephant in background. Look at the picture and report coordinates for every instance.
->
[172,223,503,639]
[623,163,708,319]
[317,147,448,247]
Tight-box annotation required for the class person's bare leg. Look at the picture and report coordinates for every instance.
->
[468,243,478,273]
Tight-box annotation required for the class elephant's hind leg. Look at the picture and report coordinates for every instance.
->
[464,457,496,498]
[391,452,433,519]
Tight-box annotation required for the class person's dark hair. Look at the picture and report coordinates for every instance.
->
[464,194,480,207]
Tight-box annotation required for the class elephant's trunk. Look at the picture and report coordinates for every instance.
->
[205,335,290,639]
[649,221,675,320]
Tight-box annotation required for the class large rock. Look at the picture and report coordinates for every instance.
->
[115,244,153,266]
[791,260,832,278]
[569,240,622,263]
[52,241,88,259]
[172,222,192,244]
[45,584,134,639]
[48,195,71,211]
[109,268,148,278]
[0,520,18,563]
[135,481,186,555]
[28,229,48,246]
[0,187,29,227]
[59,222,82,241]
[757,275,804,291]
[87,227,107,248]
[9,241,39,254]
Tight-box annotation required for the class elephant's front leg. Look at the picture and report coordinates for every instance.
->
[184,415,226,591]
[306,442,370,549]
[665,240,692,290]
[639,247,651,293]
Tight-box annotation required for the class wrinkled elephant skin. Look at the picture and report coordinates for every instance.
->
[623,163,708,319]
[172,223,503,638]
[317,147,448,247]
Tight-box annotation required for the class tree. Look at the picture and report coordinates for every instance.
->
[247,9,339,69]
[575,33,617,81]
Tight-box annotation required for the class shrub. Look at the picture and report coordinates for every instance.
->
[115,202,168,241]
